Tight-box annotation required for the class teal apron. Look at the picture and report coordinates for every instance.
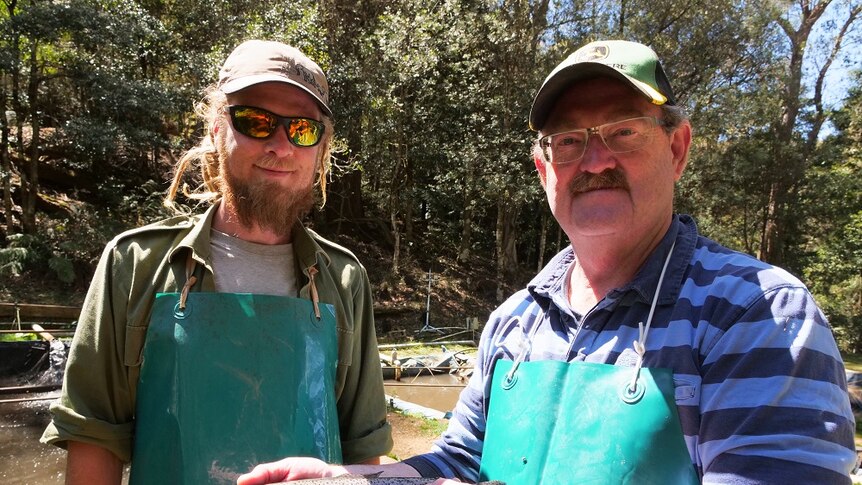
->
[130,260,342,484]
[478,243,699,484]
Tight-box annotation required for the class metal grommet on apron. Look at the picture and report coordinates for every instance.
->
[130,252,343,485]
[479,243,699,485]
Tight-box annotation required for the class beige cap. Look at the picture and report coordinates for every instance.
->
[217,40,331,117]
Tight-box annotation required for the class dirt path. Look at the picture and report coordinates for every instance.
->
[387,411,445,460]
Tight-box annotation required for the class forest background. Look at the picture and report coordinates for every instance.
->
[1,0,861,351]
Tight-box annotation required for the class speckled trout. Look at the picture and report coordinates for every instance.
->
[279,475,504,485]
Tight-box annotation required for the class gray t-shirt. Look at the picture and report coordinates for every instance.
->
[210,229,298,297]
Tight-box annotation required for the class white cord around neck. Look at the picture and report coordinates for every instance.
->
[629,241,676,392]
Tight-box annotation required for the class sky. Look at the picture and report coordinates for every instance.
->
[802,0,861,132]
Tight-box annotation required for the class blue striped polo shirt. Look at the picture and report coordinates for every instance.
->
[403,214,855,483]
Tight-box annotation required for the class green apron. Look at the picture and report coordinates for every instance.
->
[129,290,342,485]
[478,242,699,484]
[478,359,698,484]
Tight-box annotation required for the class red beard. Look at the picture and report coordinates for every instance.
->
[218,142,316,239]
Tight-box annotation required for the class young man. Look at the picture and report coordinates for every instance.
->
[41,40,392,485]
[239,40,855,484]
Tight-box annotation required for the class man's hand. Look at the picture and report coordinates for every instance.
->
[236,458,430,484]
[236,457,348,484]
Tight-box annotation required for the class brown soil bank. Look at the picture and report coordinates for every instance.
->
[387,410,445,461]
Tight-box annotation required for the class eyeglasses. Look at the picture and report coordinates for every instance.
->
[227,105,325,147]
[539,116,668,165]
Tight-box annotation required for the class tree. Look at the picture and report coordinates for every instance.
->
[801,74,862,351]
[318,0,387,237]
[761,0,861,266]
[469,0,550,300]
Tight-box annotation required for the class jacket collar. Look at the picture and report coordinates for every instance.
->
[170,204,218,271]
[168,202,331,275]
[291,220,331,273]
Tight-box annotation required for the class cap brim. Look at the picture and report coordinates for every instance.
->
[220,75,333,117]
[529,63,666,131]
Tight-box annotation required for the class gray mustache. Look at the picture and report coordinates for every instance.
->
[569,169,629,194]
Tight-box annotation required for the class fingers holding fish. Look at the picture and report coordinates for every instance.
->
[282,476,502,484]
[236,457,348,485]
[235,457,503,485]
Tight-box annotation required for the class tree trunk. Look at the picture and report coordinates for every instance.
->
[457,161,475,264]
[1,73,13,238]
[9,7,25,236]
[389,127,405,274]
[555,222,562,254]
[23,39,39,234]
[537,209,548,272]
[495,202,505,302]
[805,4,861,152]
[760,180,785,264]
[319,0,367,233]
[389,181,402,275]
[390,206,401,275]
[326,169,364,233]
[495,195,520,302]
[742,202,753,256]
[458,203,474,263]
[760,0,835,265]
[404,166,414,252]
[619,0,627,35]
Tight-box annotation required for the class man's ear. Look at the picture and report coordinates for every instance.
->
[670,121,692,181]
[210,116,224,147]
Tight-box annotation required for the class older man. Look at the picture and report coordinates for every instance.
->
[41,40,392,485]
[239,40,855,485]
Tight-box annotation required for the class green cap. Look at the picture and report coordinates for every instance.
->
[529,40,676,131]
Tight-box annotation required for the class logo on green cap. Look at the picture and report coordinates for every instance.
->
[577,45,609,62]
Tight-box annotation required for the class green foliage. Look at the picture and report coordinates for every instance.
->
[842,352,862,373]
[0,333,42,343]
[417,413,450,435]
[0,179,169,287]
[801,75,862,351]
[1,0,861,350]
[0,232,78,284]
[0,235,36,276]
[807,209,862,351]
[48,253,76,284]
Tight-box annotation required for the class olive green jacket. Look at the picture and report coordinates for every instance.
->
[41,204,393,464]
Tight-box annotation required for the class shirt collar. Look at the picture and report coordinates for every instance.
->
[528,214,698,308]
[528,245,576,312]
[620,214,696,306]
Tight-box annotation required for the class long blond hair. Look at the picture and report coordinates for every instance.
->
[163,84,333,212]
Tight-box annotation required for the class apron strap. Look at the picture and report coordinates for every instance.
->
[628,241,676,393]
[307,265,321,320]
[176,249,320,317]
[504,241,676,392]
[179,250,199,311]
[503,308,545,385]
[503,317,528,385]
